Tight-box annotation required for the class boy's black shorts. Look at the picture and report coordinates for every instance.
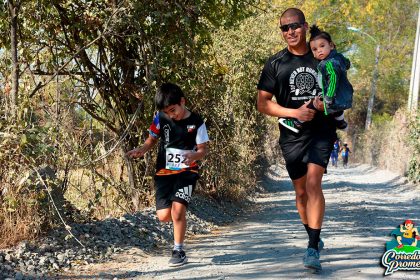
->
[281,133,336,180]
[154,171,199,210]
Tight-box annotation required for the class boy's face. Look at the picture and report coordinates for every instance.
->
[162,98,187,121]
[310,38,334,60]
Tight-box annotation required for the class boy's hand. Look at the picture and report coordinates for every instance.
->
[183,152,197,166]
[183,143,208,165]
[126,148,144,159]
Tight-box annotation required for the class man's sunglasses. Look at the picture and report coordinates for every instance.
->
[280,22,304,32]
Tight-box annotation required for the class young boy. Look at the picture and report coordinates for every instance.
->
[126,82,209,266]
[279,25,353,133]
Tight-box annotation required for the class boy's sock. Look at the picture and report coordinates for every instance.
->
[307,227,321,251]
[173,243,184,251]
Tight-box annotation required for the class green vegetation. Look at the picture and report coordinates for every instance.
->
[0,0,418,247]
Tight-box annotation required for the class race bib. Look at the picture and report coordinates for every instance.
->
[165,148,192,170]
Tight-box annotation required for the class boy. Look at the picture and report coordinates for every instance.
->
[126,82,209,266]
[279,25,353,133]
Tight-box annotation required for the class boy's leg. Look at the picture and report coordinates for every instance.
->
[155,174,188,266]
[171,202,187,245]
[155,175,175,222]
[168,171,198,267]
[156,208,172,222]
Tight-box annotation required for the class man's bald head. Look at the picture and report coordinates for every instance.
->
[280,8,306,24]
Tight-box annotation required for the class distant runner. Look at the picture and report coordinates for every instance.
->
[330,139,340,167]
[340,143,351,168]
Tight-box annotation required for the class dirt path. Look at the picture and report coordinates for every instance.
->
[60,164,420,279]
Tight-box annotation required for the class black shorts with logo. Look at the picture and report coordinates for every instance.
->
[154,171,199,210]
[280,116,337,180]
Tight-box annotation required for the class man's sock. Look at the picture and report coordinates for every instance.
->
[307,227,321,251]
[173,243,184,251]
[303,223,310,236]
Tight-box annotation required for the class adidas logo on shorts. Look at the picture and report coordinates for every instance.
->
[175,185,192,203]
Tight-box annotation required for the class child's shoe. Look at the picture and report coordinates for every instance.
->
[279,118,302,133]
[168,249,188,267]
[335,119,348,130]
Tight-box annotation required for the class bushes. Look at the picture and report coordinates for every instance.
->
[352,108,419,180]
[407,115,420,182]
[0,121,55,247]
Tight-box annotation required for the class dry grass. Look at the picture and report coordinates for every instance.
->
[0,190,43,248]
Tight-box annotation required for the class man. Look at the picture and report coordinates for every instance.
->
[257,8,337,271]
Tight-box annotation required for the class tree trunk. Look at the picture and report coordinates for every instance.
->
[8,0,20,120]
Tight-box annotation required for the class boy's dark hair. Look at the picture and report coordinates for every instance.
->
[280,8,306,23]
[309,24,333,43]
[155,82,185,110]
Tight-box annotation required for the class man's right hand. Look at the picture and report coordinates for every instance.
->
[295,100,316,121]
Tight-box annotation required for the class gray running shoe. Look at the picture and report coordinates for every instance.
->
[169,250,188,267]
[303,248,322,270]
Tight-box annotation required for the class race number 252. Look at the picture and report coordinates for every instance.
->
[165,148,191,170]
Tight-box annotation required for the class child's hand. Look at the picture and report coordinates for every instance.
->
[183,152,197,166]
[313,96,324,111]
[126,148,144,159]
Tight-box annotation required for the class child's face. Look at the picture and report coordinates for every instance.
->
[310,38,334,60]
[162,98,187,121]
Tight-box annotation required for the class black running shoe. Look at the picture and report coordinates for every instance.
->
[168,250,188,267]
[336,119,348,130]
[279,118,303,133]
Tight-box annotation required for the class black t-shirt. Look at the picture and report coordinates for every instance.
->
[149,111,209,174]
[257,47,335,145]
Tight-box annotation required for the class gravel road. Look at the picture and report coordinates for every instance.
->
[59,164,420,279]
